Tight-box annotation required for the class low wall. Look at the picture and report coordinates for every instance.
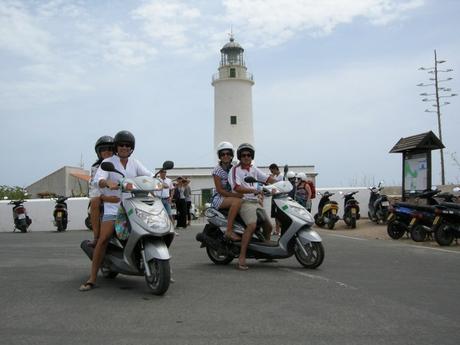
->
[0,198,89,232]
[0,187,402,232]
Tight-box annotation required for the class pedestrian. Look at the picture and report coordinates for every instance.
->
[173,177,187,229]
[184,178,192,226]
[154,169,175,223]
[269,163,283,236]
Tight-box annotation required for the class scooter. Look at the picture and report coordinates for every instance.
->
[342,191,360,228]
[196,175,324,269]
[84,200,92,230]
[368,182,390,224]
[9,200,32,232]
[80,160,175,295]
[53,196,68,232]
[314,191,339,229]
[432,187,460,246]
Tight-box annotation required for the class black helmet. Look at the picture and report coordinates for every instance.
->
[237,143,255,160]
[94,135,114,159]
[114,130,135,151]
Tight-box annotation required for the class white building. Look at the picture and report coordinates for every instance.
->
[212,35,255,151]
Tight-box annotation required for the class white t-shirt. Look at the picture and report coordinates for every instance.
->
[154,177,173,199]
[229,164,269,201]
[94,155,153,216]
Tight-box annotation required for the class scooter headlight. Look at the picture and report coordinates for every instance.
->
[135,208,169,229]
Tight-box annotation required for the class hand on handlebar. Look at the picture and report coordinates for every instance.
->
[106,180,119,190]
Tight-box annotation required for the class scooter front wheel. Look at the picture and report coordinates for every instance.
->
[145,259,170,295]
[387,220,406,239]
[410,225,427,242]
[434,224,454,246]
[294,241,324,269]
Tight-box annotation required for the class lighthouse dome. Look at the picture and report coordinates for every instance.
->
[220,37,244,53]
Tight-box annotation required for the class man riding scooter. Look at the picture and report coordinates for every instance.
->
[229,143,278,270]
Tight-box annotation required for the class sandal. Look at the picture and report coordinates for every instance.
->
[79,281,96,292]
[236,263,249,271]
[224,233,241,242]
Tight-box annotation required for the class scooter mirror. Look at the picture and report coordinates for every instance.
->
[244,176,257,183]
[283,165,289,175]
[100,162,125,177]
[162,161,174,170]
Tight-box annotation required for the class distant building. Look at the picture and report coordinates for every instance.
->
[26,166,90,198]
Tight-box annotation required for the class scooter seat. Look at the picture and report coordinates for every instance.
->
[440,202,460,210]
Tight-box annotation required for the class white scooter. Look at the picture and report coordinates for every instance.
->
[196,173,325,269]
[80,161,175,295]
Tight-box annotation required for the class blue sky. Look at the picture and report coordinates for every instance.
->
[1,0,459,188]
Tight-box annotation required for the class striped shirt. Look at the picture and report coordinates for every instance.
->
[210,164,231,209]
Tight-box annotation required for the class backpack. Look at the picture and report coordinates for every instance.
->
[307,181,316,199]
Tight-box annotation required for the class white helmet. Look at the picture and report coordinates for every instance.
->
[216,141,234,158]
[286,171,296,179]
[297,172,307,181]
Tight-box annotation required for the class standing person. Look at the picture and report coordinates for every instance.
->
[79,130,154,291]
[269,163,283,236]
[184,178,192,227]
[211,141,243,241]
[295,172,312,211]
[154,169,174,223]
[173,177,187,229]
[230,143,277,270]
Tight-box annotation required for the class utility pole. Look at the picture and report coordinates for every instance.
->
[418,49,457,185]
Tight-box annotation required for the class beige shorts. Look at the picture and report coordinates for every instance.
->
[239,200,267,225]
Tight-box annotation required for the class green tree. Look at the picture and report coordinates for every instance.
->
[0,185,30,200]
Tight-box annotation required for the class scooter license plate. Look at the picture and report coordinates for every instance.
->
[351,208,356,215]
[409,218,417,226]
[18,214,26,220]
[433,216,440,225]
[332,209,337,215]
[57,212,63,218]
[382,201,390,207]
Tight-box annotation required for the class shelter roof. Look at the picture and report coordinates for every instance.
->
[389,131,444,153]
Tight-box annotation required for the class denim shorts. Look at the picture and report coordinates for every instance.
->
[161,199,172,216]
[102,214,117,222]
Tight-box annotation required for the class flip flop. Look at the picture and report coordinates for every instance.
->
[79,281,96,292]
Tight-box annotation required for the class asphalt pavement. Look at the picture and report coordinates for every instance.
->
[0,222,459,345]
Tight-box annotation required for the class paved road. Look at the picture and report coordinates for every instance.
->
[0,224,459,345]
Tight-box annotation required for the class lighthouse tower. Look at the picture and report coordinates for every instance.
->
[212,36,255,153]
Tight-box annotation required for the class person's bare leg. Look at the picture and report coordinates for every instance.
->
[88,220,114,284]
[90,197,101,244]
[238,223,256,269]
[219,197,242,240]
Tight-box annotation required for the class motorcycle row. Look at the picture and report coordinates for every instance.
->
[7,196,69,233]
[387,187,460,246]
[313,183,390,230]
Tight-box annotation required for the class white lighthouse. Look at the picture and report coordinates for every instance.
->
[212,36,255,152]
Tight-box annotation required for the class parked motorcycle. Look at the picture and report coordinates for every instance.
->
[53,196,69,232]
[386,189,453,241]
[342,191,360,228]
[80,160,175,295]
[196,175,324,269]
[433,187,460,246]
[368,182,390,224]
[9,200,32,232]
[314,191,339,229]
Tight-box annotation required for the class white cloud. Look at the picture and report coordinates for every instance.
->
[101,25,157,66]
[0,1,53,60]
[222,0,425,46]
[132,0,201,48]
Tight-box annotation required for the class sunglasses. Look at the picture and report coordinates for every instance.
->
[219,151,233,157]
[118,143,132,148]
[240,153,252,158]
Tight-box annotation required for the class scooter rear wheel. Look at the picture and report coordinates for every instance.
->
[410,225,427,242]
[434,224,454,246]
[387,220,405,239]
[145,259,170,295]
[294,242,324,269]
[206,246,234,265]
